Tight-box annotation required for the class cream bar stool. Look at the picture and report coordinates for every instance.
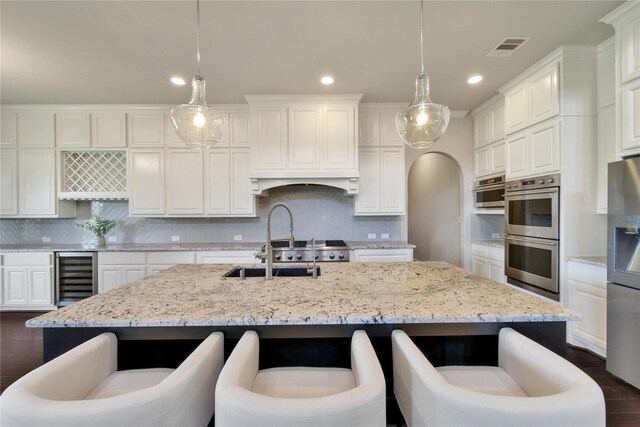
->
[0,332,224,427]
[392,328,605,427]
[215,330,386,427]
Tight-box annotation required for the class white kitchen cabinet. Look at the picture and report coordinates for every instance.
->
[470,243,506,284]
[56,112,91,148]
[475,140,505,178]
[92,112,127,148]
[472,96,506,178]
[567,260,607,357]
[250,107,288,171]
[359,105,406,148]
[97,252,146,293]
[129,149,165,216]
[349,248,413,263]
[598,38,617,110]
[205,150,230,215]
[506,118,560,180]
[195,251,257,264]
[229,112,250,147]
[358,111,379,147]
[503,61,560,135]
[475,146,490,177]
[166,150,204,215]
[128,111,166,147]
[323,106,356,170]
[1,252,54,311]
[1,112,17,148]
[289,106,321,170]
[18,149,56,216]
[471,257,486,277]
[619,5,640,84]
[0,149,18,215]
[620,78,640,155]
[17,112,55,148]
[474,108,492,148]
[380,111,403,146]
[229,149,255,216]
[146,251,195,276]
[354,146,405,215]
[597,105,616,214]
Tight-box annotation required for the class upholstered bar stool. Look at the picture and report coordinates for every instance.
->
[392,328,605,427]
[0,332,224,427]
[215,330,386,427]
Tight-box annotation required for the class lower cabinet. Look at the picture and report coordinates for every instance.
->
[349,248,413,263]
[566,260,607,357]
[97,252,147,293]
[470,243,507,284]
[195,251,257,264]
[1,252,54,310]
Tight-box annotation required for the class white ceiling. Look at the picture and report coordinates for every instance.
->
[1,1,621,111]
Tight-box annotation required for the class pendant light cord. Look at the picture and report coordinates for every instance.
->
[420,0,424,75]
[196,0,201,76]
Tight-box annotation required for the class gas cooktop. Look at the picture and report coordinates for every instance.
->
[268,240,349,262]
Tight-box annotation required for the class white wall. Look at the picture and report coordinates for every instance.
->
[408,153,462,265]
[402,116,474,269]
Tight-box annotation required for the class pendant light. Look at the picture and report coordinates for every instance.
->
[170,0,225,149]
[396,0,450,149]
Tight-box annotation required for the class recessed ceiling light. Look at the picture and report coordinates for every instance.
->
[320,76,334,85]
[467,75,483,85]
[170,76,186,86]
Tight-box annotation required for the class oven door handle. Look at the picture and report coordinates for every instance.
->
[474,183,505,192]
[506,187,559,197]
[505,235,558,246]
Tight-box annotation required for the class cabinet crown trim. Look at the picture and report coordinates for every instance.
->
[599,1,639,25]
[244,94,364,105]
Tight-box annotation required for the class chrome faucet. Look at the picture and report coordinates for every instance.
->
[307,237,318,279]
[256,203,295,280]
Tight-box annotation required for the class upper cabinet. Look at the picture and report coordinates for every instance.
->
[127,111,166,148]
[1,112,17,148]
[17,112,55,148]
[601,1,640,158]
[92,112,127,148]
[56,112,91,149]
[472,95,506,178]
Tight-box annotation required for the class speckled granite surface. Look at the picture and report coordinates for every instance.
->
[346,241,416,249]
[566,256,607,267]
[471,240,505,248]
[0,243,264,252]
[27,262,578,328]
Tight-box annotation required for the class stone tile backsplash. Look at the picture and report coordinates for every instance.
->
[0,186,403,244]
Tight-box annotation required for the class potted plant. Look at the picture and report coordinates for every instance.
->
[76,216,117,246]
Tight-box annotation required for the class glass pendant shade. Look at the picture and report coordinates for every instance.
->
[170,75,225,149]
[396,73,450,149]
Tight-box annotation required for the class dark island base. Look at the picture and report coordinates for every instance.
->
[44,322,565,425]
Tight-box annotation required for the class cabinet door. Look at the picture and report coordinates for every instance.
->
[491,100,506,141]
[18,112,55,148]
[490,140,506,174]
[530,119,560,176]
[529,63,560,125]
[230,149,255,215]
[471,257,486,278]
[289,107,321,170]
[122,266,146,285]
[506,133,528,179]
[487,261,506,284]
[251,108,287,170]
[620,10,640,83]
[166,150,204,215]
[229,112,249,147]
[1,112,17,148]
[475,146,490,177]
[323,107,355,169]
[597,106,616,214]
[359,111,379,147]
[380,111,403,146]
[505,85,529,134]
[474,109,491,148]
[598,41,616,109]
[27,267,52,305]
[568,263,607,352]
[380,147,405,213]
[621,79,640,154]
[128,112,165,147]
[129,150,165,215]
[0,149,18,215]
[98,266,120,293]
[3,267,27,305]
[18,149,56,215]
[204,150,230,215]
[56,112,91,148]
[92,112,127,148]
[354,148,380,214]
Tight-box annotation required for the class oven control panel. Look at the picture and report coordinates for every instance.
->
[506,173,560,192]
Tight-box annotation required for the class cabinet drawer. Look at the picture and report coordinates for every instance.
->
[99,252,146,265]
[487,246,504,262]
[146,251,195,265]
[471,244,487,258]
[2,252,53,266]
[350,248,413,263]
[195,251,257,264]
[567,262,607,287]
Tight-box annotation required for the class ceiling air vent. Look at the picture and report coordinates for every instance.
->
[487,37,530,57]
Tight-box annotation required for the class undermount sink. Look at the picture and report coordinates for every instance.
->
[223,266,321,278]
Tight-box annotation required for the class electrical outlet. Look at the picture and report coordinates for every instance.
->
[42,236,50,243]
[492,233,501,239]
[171,235,180,242]
[234,235,242,241]
[108,236,117,243]
[381,233,390,239]
[368,233,377,239]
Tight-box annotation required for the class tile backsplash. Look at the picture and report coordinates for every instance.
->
[0,186,403,244]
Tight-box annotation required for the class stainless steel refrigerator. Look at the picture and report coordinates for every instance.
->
[607,157,640,389]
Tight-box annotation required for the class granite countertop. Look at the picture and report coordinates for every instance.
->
[0,243,266,252]
[566,256,607,267]
[28,261,578,328]
[471,239,505,248]
[346,241,416,249]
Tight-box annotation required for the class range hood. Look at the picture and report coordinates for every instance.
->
[246,94,362,197]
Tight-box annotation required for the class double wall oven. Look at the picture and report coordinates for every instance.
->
[504,174,560,300]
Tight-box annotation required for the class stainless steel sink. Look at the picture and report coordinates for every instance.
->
[223,266,321,278]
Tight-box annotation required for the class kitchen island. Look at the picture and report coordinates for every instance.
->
[29,261,577,362]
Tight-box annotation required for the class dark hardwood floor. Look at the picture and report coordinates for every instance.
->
[1,312,639,426]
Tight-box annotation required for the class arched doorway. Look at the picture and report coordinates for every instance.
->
[408,152,462,266]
